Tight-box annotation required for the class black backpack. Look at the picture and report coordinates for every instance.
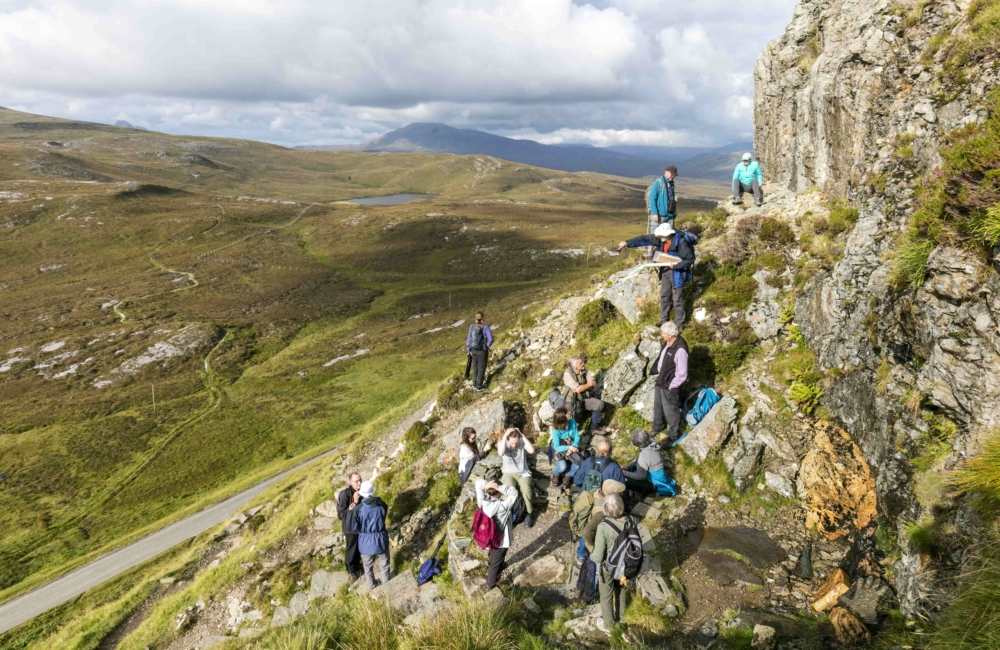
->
[576,558,598,603]
[602,516,644,582]
[469,325,487,351]
[509,492,528,528]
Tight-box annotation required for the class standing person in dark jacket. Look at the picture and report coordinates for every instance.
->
[617,223,696,328]
[466,311,494,392]
[336,472,364,580]
[356,480,391,589]
[651,322,688,444]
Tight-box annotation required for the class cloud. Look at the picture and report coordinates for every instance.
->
[0,0,798,147]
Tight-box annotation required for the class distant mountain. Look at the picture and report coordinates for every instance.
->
[113,120,147,131]
[678,151,748,184]
[355,122,664,178]
[605,142,752,163]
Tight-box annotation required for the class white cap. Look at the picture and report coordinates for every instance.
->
[653,223,675,238]
[742,152,752,161]
[359,480,375,497]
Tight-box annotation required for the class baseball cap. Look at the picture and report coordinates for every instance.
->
[665,165,678,176]
[742,153,752,161]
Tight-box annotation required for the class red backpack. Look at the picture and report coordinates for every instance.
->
[473,508,503,550]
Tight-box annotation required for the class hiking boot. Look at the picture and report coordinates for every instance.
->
[732,198,743,205]
[755,199,763,207]
[552,473,563,487]
[561,474,574,488]
[595,618,611,637]
[524,512,534,529]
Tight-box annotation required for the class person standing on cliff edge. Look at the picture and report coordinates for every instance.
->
[733,153,764,207]
[647,165,678,229]
[466,311,493,392]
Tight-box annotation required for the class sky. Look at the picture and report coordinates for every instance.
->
[0,0,799,147]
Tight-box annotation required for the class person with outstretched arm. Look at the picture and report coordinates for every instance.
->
[466,311,494,392]
[651,322,688,445]
[732,153,764,206]
[617,223,696,328]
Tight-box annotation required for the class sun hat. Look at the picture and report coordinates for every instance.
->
[653,223,676,238]
[359,480,375,497]
[742,152,752,161]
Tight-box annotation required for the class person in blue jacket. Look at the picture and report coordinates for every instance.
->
[623,430,677,497]
[356,481,391,589]
[647,165,678,228]
[466,311,494,392]
[551,407,583,488]
[574,438,626,488]
[733,153,764,206]
[617,223,696,328]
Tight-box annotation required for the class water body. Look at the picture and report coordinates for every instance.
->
[345,193,434,205]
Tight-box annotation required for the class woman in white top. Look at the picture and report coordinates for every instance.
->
[496,427,536,528]
[475,479,518,590]
[458,427,491,484]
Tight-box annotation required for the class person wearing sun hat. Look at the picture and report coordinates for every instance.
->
[356,480,391,589]
[616,222,697,327]
[732,152,764,206]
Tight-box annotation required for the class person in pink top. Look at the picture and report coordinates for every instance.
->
[651,322,688,444]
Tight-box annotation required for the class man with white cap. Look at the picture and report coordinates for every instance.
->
[616,223,697,328]
[355,480,391,589]
[732,153,764,206]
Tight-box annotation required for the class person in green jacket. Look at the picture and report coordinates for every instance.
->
[732,153,764,207]
[592,493,631,636]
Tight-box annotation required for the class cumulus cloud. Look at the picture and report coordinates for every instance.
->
[0,0,797,146]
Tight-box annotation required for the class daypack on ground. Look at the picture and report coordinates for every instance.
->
[685,388,720,426]
[473,508,503,550]
[583,458,608,493]
[602,516,644,582]
[576,558,598,604]
[417,536,446,586]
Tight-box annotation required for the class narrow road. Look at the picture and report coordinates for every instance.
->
[0,444,342,635]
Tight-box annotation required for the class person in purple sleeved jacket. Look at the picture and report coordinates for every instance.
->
[652,321,688,444]
[466,311,494,392]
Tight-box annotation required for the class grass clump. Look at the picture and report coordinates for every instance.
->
[576,299,619,339]
[825,198,860,235]
[684,319,759,389]
[953,427,1000,507]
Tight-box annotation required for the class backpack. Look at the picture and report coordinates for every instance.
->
[602,516,644,582]
[576,558,599,604]
[509,492,528,528]
[472,508,503,550]
[583,458,608,493]
[569,491,595,537]
[548,388,566,411]
[685,388,720,426]
[469,325,487,351]
[417,536,446,586]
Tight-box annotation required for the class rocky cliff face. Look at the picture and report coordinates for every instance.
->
[756,0,1000,618]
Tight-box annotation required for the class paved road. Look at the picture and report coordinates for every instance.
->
[0,446,340,635]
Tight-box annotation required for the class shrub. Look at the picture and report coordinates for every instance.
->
[759,217,795,245]
[702,270,758,312]
[575,299,618,340]
[827,201,860,235]
[812,217,830,234]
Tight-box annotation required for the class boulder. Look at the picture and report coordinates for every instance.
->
[538,399,555,426]
[676,396,737,464]
[513,556,565,587]
[631,501,661,521]
[460,576,487,599]
[563,604,605,640]
[314,499,339,518]
[636,573,675,606]
[636,326,663,367]
[811,569,851,613]
[370,572,421,613]
[439,398,506,468]
[751,624,776,650]
[199,636,230,649]
[797,423,876,540]
[724,438,765,492]
[746,270,783,340]
[312,517,334,531]
[838,575,894,626]
[605,267,659,324]
[764,472,795,498]
[270,606,292,627]
[289,592,309,619]
[308,570,350,601]
[602,349,647,405]
[829,606,870,645]
[693,526,786,569]
[629,376,656,423]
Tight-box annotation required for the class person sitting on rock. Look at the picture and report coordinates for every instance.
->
[573,438,625,488]
[623,429,677,498]
[563,356,606,440]
[336,472,364,581]
[474,478,519,590]
[593,493,632,636]
[466,311,494,392]
[551,407,584,489]
[617,224,696,328]
[496,427,536,528]
[356,480,391,590]
[651,322,688,445]
[732,152,764,207]
[458,427,491,485]
[573,479,627,560]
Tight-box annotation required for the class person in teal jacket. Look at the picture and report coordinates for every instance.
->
[732,153,764,206]
[550,407,582,487]
[647,165,678,228]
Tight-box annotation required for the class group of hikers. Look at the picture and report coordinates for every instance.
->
[333,154,759,635]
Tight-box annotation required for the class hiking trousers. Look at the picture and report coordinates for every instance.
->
[344,532,362,578]
[362,551,390,590]
[599,567,627,630]
[470,349,488,388]
[733,179,763,203]
[653,387,683,443]
[486,547,508,590]
[659,277,686,328]
[501,472,533,513]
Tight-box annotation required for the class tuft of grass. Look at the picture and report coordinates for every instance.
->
[952,428,1000,506]
[876,358,892,396]
[576,299,619,339]
[406,598,541,650]
[797,34,821,72]
[920,535,1000,649]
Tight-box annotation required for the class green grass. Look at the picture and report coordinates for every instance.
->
[953,428,1000,507]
